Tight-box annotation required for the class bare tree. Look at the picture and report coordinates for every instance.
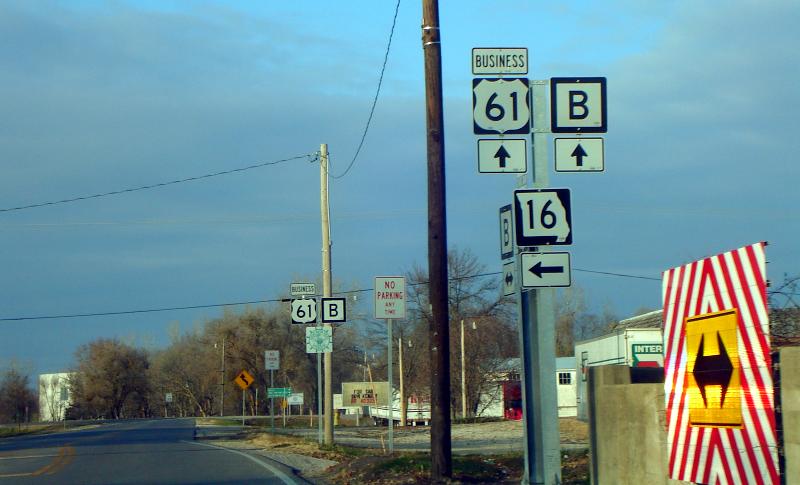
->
[404,247,516,419]
[0,367,36,425]
[150,333,218,417]
[70,339,150,419]
[768,274,800,346]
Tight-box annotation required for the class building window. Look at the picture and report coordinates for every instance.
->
[558,372,572,385]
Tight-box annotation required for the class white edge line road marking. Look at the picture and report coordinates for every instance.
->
[182,440,298,485]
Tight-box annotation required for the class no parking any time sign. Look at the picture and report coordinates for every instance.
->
[374,276,405,320]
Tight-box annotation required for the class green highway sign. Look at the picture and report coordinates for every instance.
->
[267,387,292,398]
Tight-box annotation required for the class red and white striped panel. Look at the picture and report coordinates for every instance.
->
[662,242,779,484]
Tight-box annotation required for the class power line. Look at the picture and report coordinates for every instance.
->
[0,266,664,322]
[573,268,661,281]
[0,153,317,213]
[331,0,401,179]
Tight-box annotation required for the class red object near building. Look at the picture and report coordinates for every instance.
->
[502,381,522,420]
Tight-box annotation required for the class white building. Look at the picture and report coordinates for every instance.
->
[574,310,664,420]
[39,372,74,422]
[554,356,577,417]
[478,356,578,419]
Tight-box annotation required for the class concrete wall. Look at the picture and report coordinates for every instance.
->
[588,348,800,485]
[782,346,800,482]
[587,366,683,485]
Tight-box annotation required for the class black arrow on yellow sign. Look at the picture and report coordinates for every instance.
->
[693,331,734,408]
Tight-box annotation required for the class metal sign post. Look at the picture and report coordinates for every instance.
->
[387,318,394,453]
[265,350,279,432]
[317,352,322,444]
[515,80,561,485]
[270,371,274,432]
[375,276,406,454]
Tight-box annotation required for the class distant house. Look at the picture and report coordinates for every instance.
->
[39,372,74,422]
[477,356,577,419]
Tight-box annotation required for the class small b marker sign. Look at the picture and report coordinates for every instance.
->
[374,276,406,320]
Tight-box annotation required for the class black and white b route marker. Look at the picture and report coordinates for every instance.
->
[520,252,571,288]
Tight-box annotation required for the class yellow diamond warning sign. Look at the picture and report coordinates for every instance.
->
[685,309,742,428]
[234,369,254,390]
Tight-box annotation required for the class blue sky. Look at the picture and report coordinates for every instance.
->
[1,0,797,376]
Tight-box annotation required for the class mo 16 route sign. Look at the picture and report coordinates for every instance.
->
[662,242,778,484]
[513,188,572,246]
[374,276,405,320]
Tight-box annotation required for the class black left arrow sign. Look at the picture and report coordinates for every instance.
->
[529,262,564,278]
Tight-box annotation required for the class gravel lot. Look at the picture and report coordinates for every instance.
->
[264,418,587,454]
[196,418,589,483]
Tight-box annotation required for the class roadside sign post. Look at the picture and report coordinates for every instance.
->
[234,370,254,427]
[265,350,280,431]
[472,47,603,484]
[375,276,406,454]
[516,80,562,485]
[306,326,332,445]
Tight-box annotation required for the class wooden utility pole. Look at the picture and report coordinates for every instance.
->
[421,0,452,480]
[320,143,334,445]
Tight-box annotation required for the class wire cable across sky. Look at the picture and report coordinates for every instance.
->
[0,266,662,322]
[332,0,402,179]
[0,153,317,213]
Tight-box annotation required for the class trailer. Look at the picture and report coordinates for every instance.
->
[369,402,431,426]
[574,310,664,420]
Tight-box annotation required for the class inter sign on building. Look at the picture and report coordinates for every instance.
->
[662,242,778,484]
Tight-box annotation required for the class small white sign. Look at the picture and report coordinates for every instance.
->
[287,392,304,406]
[473,78,530,135]
[264,350,280,370]
[499,204,514,260]
[472,47,528,75]
[503,260,516,296]
[306,326,333,353]
[520,252,572,288]
[290,282,316,296]
[374,276,406,319]
[551,77,607,133]
[165,392,173,403]
[513,188,573,246]
[555,137,604,172]
[321,298,347,323]
[291,298,317,324]
[478,138,527,173]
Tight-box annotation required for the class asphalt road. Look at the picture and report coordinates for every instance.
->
[0,419,306,484]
